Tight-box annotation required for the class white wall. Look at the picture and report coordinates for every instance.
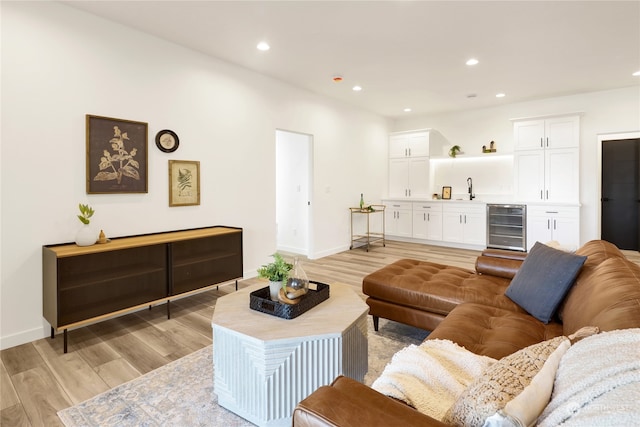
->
[0,2,389,349]
[393,86,640,245]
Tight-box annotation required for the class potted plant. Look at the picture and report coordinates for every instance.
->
[257,253,293,301]
[75,203,97,246]
[448,145,462,158]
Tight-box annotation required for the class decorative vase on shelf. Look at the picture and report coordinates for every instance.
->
[269,280,283,302]
[285,258,309,300]
[75,225,97,246]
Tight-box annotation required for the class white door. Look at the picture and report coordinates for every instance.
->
[276,130,312,256]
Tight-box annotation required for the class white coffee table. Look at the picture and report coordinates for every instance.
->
[211,282,368,427]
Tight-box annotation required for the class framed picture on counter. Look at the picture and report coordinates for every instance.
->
[442,186,452,200]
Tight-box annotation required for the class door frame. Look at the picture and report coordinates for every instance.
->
[275,129,314,257]
[597,130,640,239]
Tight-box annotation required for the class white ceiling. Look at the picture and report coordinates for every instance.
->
[63,1,640,118]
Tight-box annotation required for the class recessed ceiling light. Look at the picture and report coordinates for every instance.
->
[466,58,479,66]
[467,93,477,98]
[633,70,640,77]
[256,41,270,51]
[496,93,506,98]
[352,85,362,91]
[403,108,412,112]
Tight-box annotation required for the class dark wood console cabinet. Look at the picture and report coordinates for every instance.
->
[43,226,242,352]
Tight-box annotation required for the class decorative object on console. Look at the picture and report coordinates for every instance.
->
[75,203,97,246]
[168,160,200,206]
[448,145,462,158]
[442,186,452,200]
[97,229,109,244]
[155,129,179,153]
[257,253,293,301]
[86,114,148,194]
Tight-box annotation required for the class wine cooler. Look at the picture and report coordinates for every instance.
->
[486,204,527,251]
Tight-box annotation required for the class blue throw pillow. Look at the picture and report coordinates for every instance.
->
[505,242,587,323]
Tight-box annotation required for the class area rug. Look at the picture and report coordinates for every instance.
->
[57,319,428,427]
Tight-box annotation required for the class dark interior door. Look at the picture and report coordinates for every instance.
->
[601,138,640,250]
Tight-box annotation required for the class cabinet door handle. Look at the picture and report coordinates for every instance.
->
[540,190,543,200]
[464,215,467,224]
[423,213,426,221]
[553,219,557,230]
[459,214,462,224]
[405,148,408,156]
[540,137,543,148]
[546,137,549,147]
[408,148,411,156]
[546,190,549,199]
[547,219,550,230]
[408,189,411,197]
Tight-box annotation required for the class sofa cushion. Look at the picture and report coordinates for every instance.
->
[443,336,570,427]
[505,242,587,323]
[560,256,640,335]
[427,303,564,359]
[363,259,521,317]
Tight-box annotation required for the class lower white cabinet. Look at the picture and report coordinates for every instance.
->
[526,205,580,251]
[442,203,487,246]
[385,202,412,237]
[412,202,443,240]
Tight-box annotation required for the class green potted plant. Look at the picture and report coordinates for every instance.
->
[448,145,462,158]
[257,253,293,301]
[75,203,97,246]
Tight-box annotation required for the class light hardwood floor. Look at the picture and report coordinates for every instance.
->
[1,240,638,426]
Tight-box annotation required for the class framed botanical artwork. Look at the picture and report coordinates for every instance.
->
[169,160,200,206]
[442,186,452,200]
[86,115,148,194]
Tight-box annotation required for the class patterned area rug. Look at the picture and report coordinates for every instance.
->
[58,319,428,426]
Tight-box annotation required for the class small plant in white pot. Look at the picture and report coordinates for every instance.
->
[75,203,98,246]
[257,253,292,301]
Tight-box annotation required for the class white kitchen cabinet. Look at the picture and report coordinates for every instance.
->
[513,115,580,203]
[389,132,429,158]
[412,202,443,240]
[442,203,486,246]
[384,201,412,238]
[514,116,579,151]
[526,205,580,251]
[389,157,430,199]
[388,130,436,199]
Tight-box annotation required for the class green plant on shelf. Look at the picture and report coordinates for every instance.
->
[77,203,94,225]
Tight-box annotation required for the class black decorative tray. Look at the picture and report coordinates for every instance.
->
[249,281,330,319]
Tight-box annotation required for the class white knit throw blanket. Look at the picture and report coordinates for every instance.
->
[537,328,640,427]
[371,339,496,420]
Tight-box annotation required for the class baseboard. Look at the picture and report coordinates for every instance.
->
[309,244,351,260]
[1,325,49,351]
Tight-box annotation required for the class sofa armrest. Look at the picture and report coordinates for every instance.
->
[293,376,449,427]
[475,255,523,279]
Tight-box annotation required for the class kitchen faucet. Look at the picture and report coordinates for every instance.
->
[467,177,475,200]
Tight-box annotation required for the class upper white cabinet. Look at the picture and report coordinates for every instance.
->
[389,132,430,158]
[388,130,440,199]
[513,115,580,203]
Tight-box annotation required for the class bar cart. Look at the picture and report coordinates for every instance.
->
[349,204,386,251]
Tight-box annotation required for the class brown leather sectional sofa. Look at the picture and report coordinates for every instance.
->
[293,240,640,427]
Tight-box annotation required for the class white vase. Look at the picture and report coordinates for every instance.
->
[269,281,282,301]
[75,224,97,246]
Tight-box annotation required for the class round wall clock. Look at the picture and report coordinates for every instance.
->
[155,129,179,153]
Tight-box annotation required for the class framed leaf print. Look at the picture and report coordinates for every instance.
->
[86,115,148,194]
[169,160,200,206]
